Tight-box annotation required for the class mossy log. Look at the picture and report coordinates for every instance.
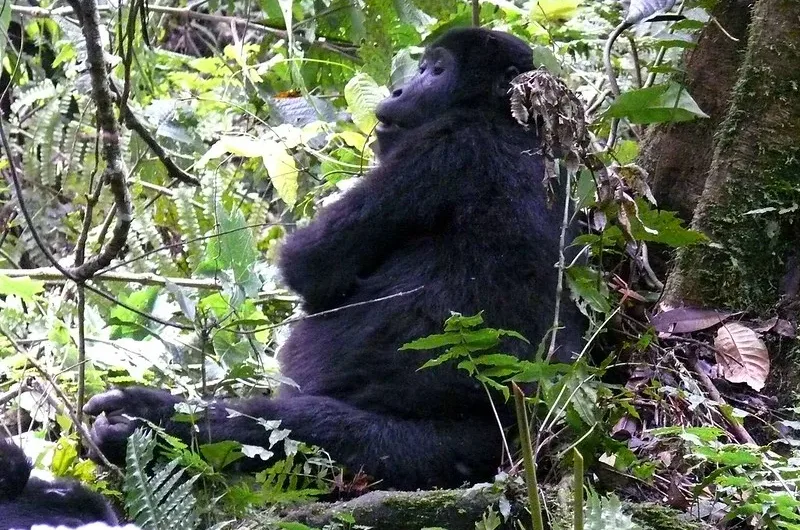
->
[276,486,714,530]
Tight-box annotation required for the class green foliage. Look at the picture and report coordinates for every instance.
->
[125,430,200,530]
[652,427,800,529]
[403,312,550,400]
[584,491,640,530]
[605,83,709,124]
[0,0,779,527]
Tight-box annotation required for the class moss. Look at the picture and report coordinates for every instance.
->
[682,149,800,311]
[628,503,713,530]
[668,0,800,312]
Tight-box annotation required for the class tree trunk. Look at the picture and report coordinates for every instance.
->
[661,0,800,312]
[638,0,752,220]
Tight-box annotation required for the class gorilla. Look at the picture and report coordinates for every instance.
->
[82,27,585,491]
[0,439,119,529]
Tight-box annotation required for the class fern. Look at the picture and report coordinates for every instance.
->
[124,429,200,530]
[173,186,204,268]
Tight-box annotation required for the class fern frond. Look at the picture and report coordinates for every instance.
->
[173,187,203,268]
[124,429,200,530]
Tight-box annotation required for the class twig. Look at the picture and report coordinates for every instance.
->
[687,354,755,444]
[76,287,87,423]
[471,0,480,26]
[513,383,544,530]
[119,101,200,185]
[11,2,362,62]
[627,35,643,88]
[546,166,573,361]
[710,16,740,42]
[0,325,124,479]
[0,383,32,407]
[74,177,106,267]
[65,0,132,280]
[0,107,187,328]
[243,286,425,333]
[0,267,223,290]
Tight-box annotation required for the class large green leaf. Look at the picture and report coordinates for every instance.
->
[345,73,390,134]
[605,83,709,124]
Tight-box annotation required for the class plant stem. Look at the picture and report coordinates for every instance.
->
[573,448,584,530]
[513,383,544,530]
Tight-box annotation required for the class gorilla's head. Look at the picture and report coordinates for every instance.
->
[374,28,533,155]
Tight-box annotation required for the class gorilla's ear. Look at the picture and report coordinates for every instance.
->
[494,66,520,98]
[504,65,520,82]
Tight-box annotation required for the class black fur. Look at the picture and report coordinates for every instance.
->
[0,439,118,529]
[83,28,585,490]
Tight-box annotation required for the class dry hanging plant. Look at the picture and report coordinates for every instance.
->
[509,67,588,186]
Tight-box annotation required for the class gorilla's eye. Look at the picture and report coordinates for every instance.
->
[432,65,445,75]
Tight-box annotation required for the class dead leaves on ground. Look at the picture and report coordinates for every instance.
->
[651,307,785,391]
[713,323,769,392]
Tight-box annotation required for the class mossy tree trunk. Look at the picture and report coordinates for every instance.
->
[638,0,751,220]
[661,0,800,312]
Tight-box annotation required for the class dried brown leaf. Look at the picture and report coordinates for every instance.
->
[714,323,770,391]
[651,307,732,334]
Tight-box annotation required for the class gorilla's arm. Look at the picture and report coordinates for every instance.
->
[279,132,471,311]
[84,387,500,489]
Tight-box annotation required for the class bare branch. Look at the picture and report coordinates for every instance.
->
[65,0,131,280]
[0,267,224,290]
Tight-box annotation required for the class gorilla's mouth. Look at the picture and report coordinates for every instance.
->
[376,119,404,133]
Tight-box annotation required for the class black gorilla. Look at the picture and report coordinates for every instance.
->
[0,439,119,529]
[83,28,584,490]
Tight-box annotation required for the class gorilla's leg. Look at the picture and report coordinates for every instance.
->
[85,388,503,489]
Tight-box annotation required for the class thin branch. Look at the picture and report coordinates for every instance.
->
[116,98,201,185]
[687,354,755,445]
[65,0,132,280]
[9,3,361,63]
[0,325,124,479]
[546,166,573,361]
[76,287,87,424]
[242,286,425,333]
[0,267,223,290]
[472,0,480,26]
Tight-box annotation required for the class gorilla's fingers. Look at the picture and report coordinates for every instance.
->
[83,389,126,416]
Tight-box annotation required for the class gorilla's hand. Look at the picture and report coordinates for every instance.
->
[83,387,183,465]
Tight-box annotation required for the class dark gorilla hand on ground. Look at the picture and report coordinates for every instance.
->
[84,27,586,491]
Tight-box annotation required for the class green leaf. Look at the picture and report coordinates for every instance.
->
[443,312,484,331]
[0,0,10,68]
[631,200,708,246]
[262,138,299,208]
[400,332,462,350]
[0,274,44,303]
[110,287,160,340]
[470,354,523,367]
[345,73,390,135]
[510,360,572,383]
[651,425,724,441]
[195,203,261,305]
[200,441,245,471]
[531,0,579,21]
[584,492,640,530]
[477,375,510,401]
[566,266,612,313]
[605,82,709,124]
[531,45,563,75]
[277,523,319,530]
[393,0,434,31]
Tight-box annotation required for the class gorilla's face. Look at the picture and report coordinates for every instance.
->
[374,47,458,156]
[372,28,534,158]
[376,47,458,133]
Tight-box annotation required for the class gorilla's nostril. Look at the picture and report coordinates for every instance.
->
[392,88,403,97]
